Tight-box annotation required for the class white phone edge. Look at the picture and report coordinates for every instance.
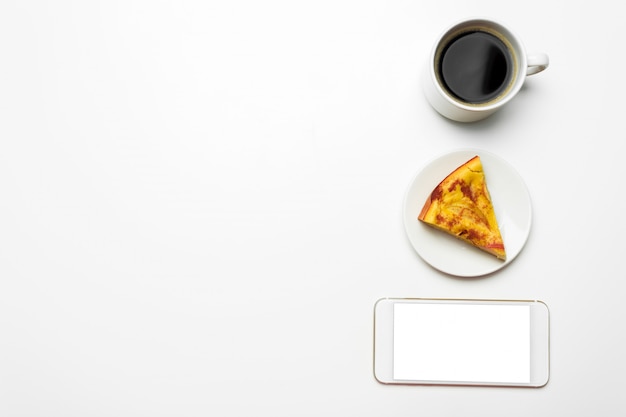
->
[373,297,550,388]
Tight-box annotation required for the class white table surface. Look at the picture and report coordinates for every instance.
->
[1,1,624,415]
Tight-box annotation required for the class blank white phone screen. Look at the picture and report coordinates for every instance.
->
[393,303,530,383]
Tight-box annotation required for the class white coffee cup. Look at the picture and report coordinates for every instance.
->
[423,18,549,122]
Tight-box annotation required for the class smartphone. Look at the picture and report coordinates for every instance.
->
[374,298,549,387]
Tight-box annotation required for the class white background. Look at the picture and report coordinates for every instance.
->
[1,0,624,416]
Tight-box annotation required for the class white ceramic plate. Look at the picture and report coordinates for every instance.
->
[403,149,532,277]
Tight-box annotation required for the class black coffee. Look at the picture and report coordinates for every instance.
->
[438,31,513,104]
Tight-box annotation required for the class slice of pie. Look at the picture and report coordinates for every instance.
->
[418,155,506,260]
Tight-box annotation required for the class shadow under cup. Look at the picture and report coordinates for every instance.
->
[433,22,522,108]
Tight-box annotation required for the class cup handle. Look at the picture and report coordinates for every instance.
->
[526,53,549,76]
